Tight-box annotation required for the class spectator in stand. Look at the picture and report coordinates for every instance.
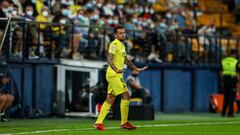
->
[0,0,9,44]
[123,15,136,39]
[1,0,209,62]
[35,5,51,57]
[96,15,111,57]
[22,5,35,21]
[72,9,89,60]
[173,9,187,32]
[155,17,168,41]
[102,0,115,16]
[12,0,24,15]
[10,1,25,17]
[23,5,39,59]
[35,5,51,36]
[148,45,162,63]
[0,0,8,17]
[198,21,217,59]
[52,0,62,15]
[64,0,79,16]
[3,3,23,57]
[51,5,72,59]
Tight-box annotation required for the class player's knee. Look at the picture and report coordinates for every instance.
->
[106,98,115,104]
[122,92,130,100]
[106,95,115,104]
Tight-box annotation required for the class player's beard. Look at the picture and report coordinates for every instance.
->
[119,37,125,42]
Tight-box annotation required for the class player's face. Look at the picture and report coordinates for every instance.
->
[115,28,126,41]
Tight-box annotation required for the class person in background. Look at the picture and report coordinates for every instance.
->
[0,61,14,122]
[22,5,35,21]
[221,49,239,117]
[35,5,51,57]
[126,69,152,104]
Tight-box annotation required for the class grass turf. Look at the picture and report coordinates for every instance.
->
[0,113,240,135]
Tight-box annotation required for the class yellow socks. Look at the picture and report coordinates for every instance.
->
[95,101,111,124]
[120,99,129,125]
[95,99,129,125]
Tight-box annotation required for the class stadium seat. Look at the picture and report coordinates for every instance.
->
[198,0,227,12]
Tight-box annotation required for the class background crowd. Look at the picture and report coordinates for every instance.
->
[0,0,240,64]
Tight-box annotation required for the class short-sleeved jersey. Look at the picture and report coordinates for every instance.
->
[106,39,126,77]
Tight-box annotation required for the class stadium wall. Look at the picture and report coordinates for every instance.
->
[9,63,54,116]
[124,64,219,112]
[8,62,219,116]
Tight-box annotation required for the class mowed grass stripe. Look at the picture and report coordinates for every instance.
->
[0,121,239,135]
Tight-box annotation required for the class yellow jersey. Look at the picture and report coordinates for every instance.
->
[106,39,126,77]
[35,15,49,30]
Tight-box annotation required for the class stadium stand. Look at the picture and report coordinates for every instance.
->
[0,0,240,64]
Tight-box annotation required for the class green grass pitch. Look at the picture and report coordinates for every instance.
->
[0,113,240,135]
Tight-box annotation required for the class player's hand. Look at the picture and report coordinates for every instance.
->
[136,66,148,72]
[116,69,124,74]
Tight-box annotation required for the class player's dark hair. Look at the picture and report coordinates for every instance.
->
[114,26,124,34]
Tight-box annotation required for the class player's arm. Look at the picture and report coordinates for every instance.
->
[107,53,123,74]
[125,57,148,72]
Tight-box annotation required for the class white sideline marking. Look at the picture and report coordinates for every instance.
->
[1,121,240,135]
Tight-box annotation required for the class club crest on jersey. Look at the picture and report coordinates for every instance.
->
[110,45,116,52]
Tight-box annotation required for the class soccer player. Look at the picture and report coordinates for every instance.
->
[94,26,148,131]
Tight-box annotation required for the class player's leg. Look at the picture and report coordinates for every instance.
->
[94,75,117,130]
[95,94,115,124]
[120,91,129,125]
[94,94,115,130]
[107,76,131,126]
[109,76,136,129]
[120,91,136,130]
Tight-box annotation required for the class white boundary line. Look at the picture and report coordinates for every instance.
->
[1,121,240,135]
